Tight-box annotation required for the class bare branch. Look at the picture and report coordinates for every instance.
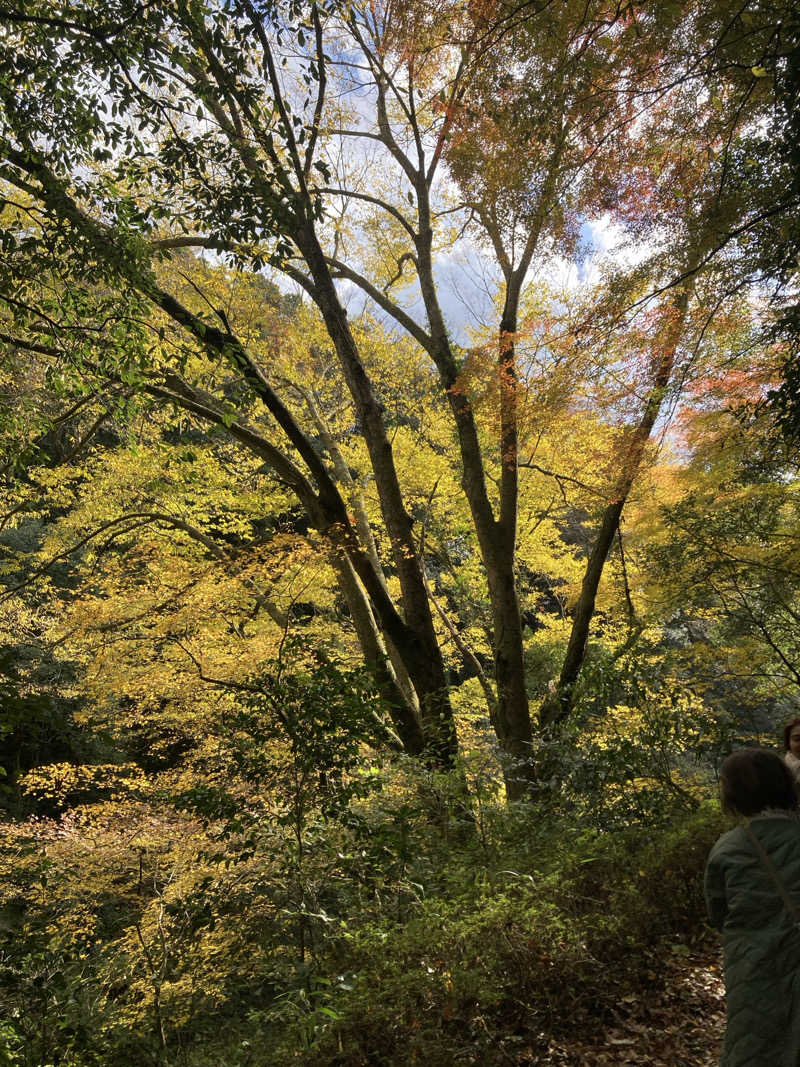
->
[518,460,604,498]
[325,256,433,351]
[303,3,327,179]
[320,187,417,238]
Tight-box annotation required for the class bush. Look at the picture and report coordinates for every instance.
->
[281,802,727,1066]
[0,639,731,1067]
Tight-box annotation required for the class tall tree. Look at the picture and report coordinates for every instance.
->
[0,0,785,795]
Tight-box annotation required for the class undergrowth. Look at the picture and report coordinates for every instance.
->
[1,682,730,1067]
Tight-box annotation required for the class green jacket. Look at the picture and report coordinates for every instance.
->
[705,814,800,1067]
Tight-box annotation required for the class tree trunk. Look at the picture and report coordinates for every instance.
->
[540,278,696,727]
[413,203,537,796]
[294,220,460,770]
[326,548,425,754]
[303,388,422,718]
[489,287,534,800]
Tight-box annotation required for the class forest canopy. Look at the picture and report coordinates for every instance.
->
[0,0,799,1063]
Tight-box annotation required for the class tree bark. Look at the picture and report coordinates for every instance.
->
[488,279,534,799]
[302,387,422,718]
[411,188,539,796]
[326,548,425,754]
[294,219,460,769]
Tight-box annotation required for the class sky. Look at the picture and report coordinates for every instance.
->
[332,215,626,346]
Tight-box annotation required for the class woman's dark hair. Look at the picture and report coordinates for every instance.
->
[720,748,798,817]
[782,717,800,752]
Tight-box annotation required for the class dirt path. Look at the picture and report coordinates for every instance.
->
[531,934,726,1065]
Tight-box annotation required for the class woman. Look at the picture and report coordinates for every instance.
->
[783,717,800,786]
[705,748,800,1067]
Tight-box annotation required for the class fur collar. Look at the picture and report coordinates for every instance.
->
[748,808,800,822]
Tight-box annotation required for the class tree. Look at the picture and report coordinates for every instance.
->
[634,350,800,704]
[0,0,785,796]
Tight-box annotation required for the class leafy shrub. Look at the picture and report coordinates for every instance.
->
[283,803,727,1066]
[0,627,732,1067]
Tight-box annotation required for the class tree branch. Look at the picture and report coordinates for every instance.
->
[320,187,417,238]
[303,3,327,179]
[325,256,433,351]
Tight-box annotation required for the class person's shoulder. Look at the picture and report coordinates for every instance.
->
[750,813,800,840]
[708,825,745,861]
